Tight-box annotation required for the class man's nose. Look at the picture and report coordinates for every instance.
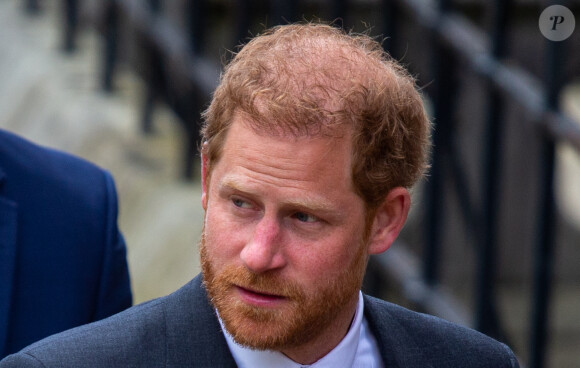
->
[240,216,286,273]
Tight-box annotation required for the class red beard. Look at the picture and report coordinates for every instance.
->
[200,234,367,351]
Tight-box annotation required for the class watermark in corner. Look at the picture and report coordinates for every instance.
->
[539,5,575,41]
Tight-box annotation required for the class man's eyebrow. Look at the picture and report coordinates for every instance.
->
[219,176,337,213]
[284,197,336,214]
[219,176,253,196]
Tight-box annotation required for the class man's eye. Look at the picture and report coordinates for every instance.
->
[232,198,252,209]
[293,212,318,223]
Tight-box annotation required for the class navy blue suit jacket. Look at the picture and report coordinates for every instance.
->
[0,274,519,367]
[0,129,132,358]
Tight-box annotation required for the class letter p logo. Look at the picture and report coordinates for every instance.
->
[551,15,565,30]
[540,5,575,41]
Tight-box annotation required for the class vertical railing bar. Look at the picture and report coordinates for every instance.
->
[529,130,556,368]
[235,0,251,47]
[184,0,208,179]
[187,0,206,56]
[102,0,119,92]
[529,2,566,364]
[141,0,164,134]
[24,0,41,15]
[382,0,399,57]
[331,0,346,28]
[423,0,454,286]
[147,0,162,12]
[62,0,78,53]
[446,141,480,237]
[141,80,157,134]
[439,0,451,13]
[269,0,298,26]
[423,126,443,286]
[475,0,512,342]
[183,0,206,178]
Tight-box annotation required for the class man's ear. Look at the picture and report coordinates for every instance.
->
[367,187,411,255]
[201,153,209,210]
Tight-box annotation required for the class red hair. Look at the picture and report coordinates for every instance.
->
[202,23,431,211]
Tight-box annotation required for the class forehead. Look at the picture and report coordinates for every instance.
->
[212,116,357,198]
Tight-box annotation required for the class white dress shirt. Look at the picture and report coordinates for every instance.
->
[220,291,384,367]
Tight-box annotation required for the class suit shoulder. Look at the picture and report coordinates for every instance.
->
[5,297,167,367]
[0,129,115,213]
[363,295,519,367]
[0,128,107,186]
[1,279,208,367]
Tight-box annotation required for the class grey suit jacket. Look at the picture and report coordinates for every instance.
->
[0,274,519,367]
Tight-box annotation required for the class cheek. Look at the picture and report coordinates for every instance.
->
[204,206,247,265]
[288,235,362,283]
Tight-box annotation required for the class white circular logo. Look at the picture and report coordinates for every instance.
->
[539,5,575,41]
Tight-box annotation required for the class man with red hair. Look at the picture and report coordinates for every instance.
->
[1,23,518,367]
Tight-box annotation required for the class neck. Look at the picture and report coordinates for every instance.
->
[280,294,359,365]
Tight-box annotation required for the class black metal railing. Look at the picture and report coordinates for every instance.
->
[28,1,580,367]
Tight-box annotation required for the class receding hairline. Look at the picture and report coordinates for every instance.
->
[201,22,431,212]
[240,25,390,96]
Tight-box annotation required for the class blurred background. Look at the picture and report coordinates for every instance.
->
[1,0,579,367]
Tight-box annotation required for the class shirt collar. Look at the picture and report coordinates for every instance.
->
[220,291,365,368]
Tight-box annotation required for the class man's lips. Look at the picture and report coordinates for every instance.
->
[235,285,286,307]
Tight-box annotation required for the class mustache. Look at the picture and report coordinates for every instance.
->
[216,266,305,300]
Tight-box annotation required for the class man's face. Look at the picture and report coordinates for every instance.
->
[200,117,370,353]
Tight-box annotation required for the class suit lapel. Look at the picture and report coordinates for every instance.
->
[0,168,18,357]
[364,295,434,368]
[164,275,237,367]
